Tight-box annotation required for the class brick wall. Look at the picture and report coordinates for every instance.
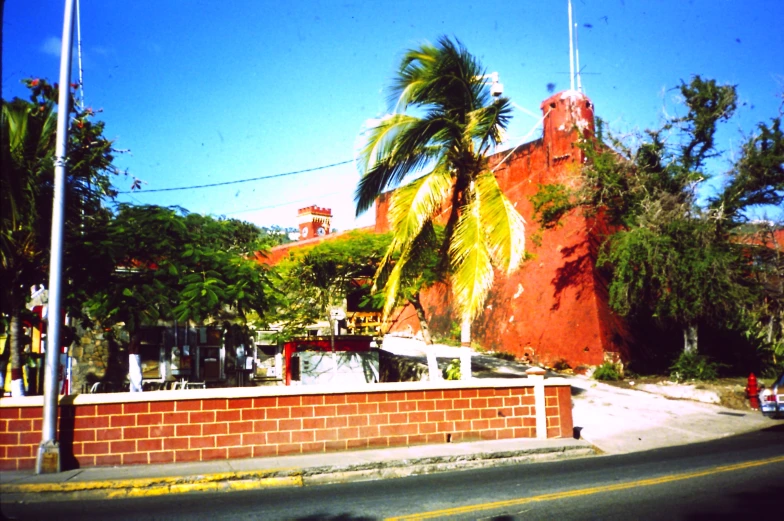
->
[0,380,573,471]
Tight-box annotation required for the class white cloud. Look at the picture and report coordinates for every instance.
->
[40,36,62,57]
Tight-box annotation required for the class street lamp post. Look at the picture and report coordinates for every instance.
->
[36,0,76,474]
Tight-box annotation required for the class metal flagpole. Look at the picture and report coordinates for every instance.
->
[36,0,76,474]
[75,0,85,108]
[575,22,583,93]
[568,0,575,91]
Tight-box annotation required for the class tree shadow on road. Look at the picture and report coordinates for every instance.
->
[681,484,784,520]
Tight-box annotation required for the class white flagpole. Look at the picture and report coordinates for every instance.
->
[36,0,76,475]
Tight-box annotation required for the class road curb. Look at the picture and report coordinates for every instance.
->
[1,476,304,503]
[302,446,597,486]
[0,445,595,503]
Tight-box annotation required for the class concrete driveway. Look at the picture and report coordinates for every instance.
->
[568,377,775,454]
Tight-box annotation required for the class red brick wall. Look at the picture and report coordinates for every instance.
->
[545,386,573,438]
[0,383,572,471]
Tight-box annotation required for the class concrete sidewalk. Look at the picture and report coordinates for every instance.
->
[0,437,594,502]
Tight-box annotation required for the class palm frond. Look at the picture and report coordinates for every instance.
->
[393,43,440,111]
[371,163,451,295]
[476,172,526,273]
[387,162,452,251]
[2,102,55,235]
[392,36,486,114]
[376,223,440,319]
[449,200,494,321]
[357,114,419,174]
[356,114,455,214]
[467,99,513,154]
[379,245,408,319]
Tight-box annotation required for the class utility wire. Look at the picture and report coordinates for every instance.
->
[117,159,354,194]
[491,108,551,173]
[223,189,345,216]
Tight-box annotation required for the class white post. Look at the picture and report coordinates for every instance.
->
[129,354,143,392]
[460,317,472,380]
[37,0,76,475]
[426,350,442,381]
[527,367,548,439]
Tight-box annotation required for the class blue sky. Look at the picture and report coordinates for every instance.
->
[3,1,783,230]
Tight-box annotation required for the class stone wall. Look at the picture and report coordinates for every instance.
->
[69,326,128,394]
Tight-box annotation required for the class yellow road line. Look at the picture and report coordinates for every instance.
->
[386,455,784,520]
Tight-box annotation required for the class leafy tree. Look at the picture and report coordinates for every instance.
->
[269,229,445,377]
[533,76,784,364]
[268,230,392,340]
[1,79,117,395]
[355,36,525,347]
[84,204,271,335]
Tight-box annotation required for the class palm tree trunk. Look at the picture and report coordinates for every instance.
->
[0,335,9,396]
[9,308,25,397]
[407,293,440,380]
[408,293,432,345]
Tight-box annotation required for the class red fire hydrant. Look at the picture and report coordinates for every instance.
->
[746,373,760,410]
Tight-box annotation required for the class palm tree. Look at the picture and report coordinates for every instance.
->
[355,36,526,350]
[1,99,57,396]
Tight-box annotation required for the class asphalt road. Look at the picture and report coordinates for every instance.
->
[3,424,783,521]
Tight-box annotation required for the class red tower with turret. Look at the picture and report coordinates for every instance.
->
[540,89,595,173]
[297,206,332,241]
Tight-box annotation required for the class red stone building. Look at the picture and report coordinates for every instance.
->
[265,90,630,369]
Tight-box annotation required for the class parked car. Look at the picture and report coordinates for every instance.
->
[759,372,784,419]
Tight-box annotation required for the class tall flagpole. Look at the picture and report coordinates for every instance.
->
[575,22,583,93]
[568,0,575,91]
[36,0,76,475]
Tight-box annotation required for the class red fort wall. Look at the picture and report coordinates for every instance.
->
[377,91,629,367]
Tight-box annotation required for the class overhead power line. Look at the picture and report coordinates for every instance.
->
[117,159,354,194]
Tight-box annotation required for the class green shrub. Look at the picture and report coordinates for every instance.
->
[433,322,463,347]
[669,351,720,382]
[449,321,462,340]
[443,359,461,380]
[552,358,571,372]
[593,362,622,381]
